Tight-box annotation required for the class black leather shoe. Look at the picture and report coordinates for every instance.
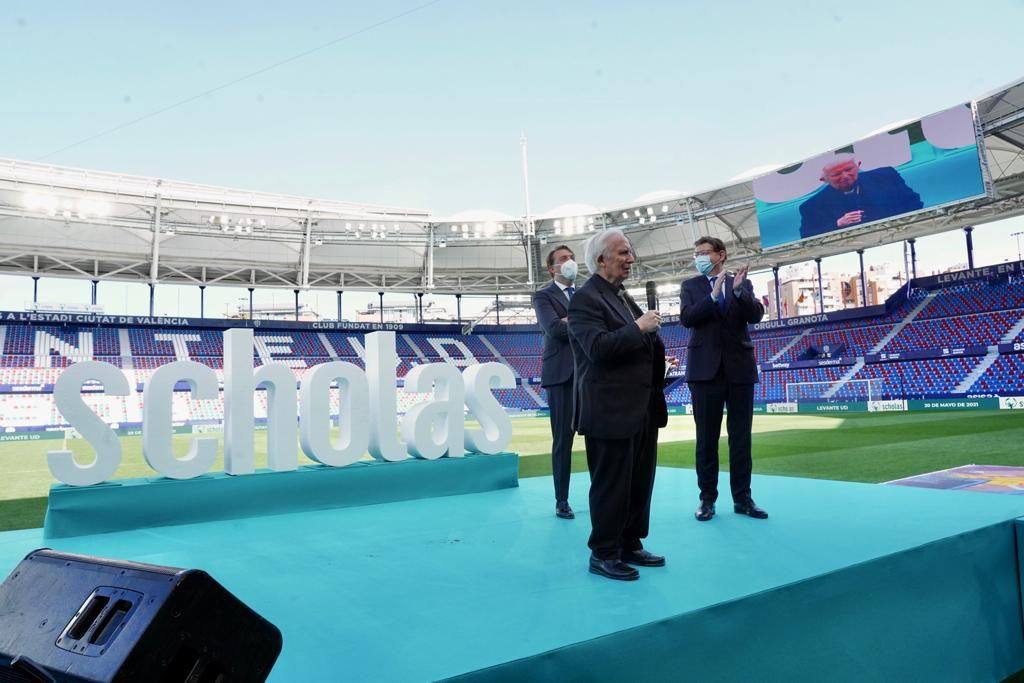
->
[555,502,575,520]
[734,499,768,519]
[589,556,639,581]
[695,502,716,522]
[621,549,666,567]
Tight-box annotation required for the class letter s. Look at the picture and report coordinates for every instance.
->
[462,363,515,455]
[48,361,130,486]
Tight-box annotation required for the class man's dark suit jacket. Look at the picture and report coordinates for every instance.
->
[798,166,923,239]
[679,274,764,384]
[532,281,574,387]
[568,275,668,440]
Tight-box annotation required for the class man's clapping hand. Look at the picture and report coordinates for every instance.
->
[636,310,661,333]
[732,264,749,293]
[711,272,726,300]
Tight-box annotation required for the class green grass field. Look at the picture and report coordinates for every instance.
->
[2,410,1023,532]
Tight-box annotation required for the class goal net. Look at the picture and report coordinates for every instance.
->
[784,378,883,404]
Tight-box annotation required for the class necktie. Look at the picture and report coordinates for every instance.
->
[616,289,640,320]
[566,286,575,300]
[712,276,728,313]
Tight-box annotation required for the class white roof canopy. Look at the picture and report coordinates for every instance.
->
[1,77,1023,295]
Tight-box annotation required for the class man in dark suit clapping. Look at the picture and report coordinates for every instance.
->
[680,236,767,523]
[568,228,672,581]
[532,244,580,519]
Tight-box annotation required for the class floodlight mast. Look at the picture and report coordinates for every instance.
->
[520,132,534,287]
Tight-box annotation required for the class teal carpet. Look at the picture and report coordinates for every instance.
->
[2,467,1024,681]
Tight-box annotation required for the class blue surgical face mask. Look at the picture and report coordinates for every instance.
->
[694,254,715,276]
[559,259,578,282]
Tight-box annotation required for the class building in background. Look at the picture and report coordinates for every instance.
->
[766,262,906,319]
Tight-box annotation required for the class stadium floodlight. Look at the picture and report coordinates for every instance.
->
[661,205,668,213]
[345,223,352,231]
[357,223,365,231]
[639,217,646,225]
[22,191,58,215]
[259,219,267,228]
[554,226,561,235]
[207,215,215,224]
[78,198,111,218]
[646,207,654,216]
[461,224,469,231]
[221,214,229,224]
[621,212,628,219]
[634,209,641,217]
[61,209,72,220]
[450,224,457,232]
[588,216,595,224]
[554,220,561,228]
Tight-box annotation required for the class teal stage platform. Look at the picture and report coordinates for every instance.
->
[3,465,1024,681]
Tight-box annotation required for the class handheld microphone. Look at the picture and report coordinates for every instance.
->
[645,281,658,312]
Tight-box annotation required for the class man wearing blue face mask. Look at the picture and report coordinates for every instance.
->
[532,245,580,519]
[680,236,767,523]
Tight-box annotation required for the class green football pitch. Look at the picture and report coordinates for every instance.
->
[1,410,1023,532]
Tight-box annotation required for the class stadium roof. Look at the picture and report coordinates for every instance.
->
[1,77,1023,295]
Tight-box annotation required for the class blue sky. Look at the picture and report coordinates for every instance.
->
[2,0,1023,317]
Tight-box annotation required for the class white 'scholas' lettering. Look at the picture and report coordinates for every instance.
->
[49,331,512,486]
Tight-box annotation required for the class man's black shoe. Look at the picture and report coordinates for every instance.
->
[589,556,639,581]
[555,502,575,520]
[621,549,666,567]
[695,502,716,522]
[734,499,768,519]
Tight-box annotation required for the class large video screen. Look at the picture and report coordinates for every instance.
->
[753,103,986,249]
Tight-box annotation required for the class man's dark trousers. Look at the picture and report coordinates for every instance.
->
[547,381,574,504]
[585,396,658,560]
[689,365,754,504]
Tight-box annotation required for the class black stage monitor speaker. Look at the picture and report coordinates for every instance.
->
[0,549,282,683]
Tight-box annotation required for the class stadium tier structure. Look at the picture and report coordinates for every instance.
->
[1,260,1022,437]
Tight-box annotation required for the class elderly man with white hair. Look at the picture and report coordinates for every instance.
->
[798,153,922,239]
[567,228,674,581]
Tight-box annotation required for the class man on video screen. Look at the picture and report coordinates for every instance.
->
[799,154,922,239]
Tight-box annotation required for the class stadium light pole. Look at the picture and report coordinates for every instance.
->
[378,291,384,324]
[908,238,917,279]
[148,283,155,316]
[857,250,867,306]
[417,292,424,323]
[814,258,824,314]
[248,288,254,320]
[772,266,782,319]
[495,294,501,325]
[964,226,975,270]
[32,275,39,304]
[520,133,535,287]
[294,289,300,321]
[337,290,343,322]
[456,293,462,325]
[199,285,206,318]
[1011,231,1024,263]
[91,279,98,306]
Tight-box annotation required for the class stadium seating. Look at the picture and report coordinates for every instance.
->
[0,270,1022,430]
